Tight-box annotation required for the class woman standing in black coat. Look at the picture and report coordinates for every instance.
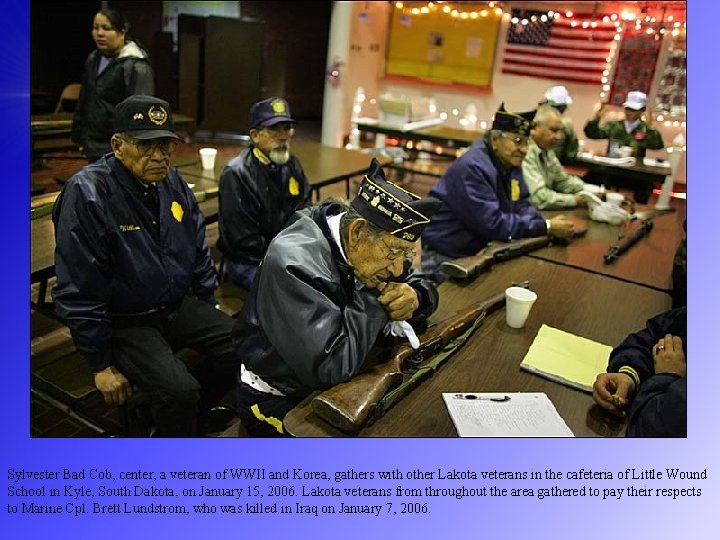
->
[72,8,154,161]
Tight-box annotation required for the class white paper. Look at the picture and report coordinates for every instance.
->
[442,392,574,437]
[466,38,482,58]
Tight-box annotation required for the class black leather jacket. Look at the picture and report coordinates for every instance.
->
[72,41,154,159]
[232,202,439,399]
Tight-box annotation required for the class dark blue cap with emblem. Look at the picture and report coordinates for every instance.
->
[491,102,535,136]
[250,97,296,128]
[113,95,180,140]
[351,159,442,242]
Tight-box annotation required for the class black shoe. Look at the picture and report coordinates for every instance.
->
[198,405,237,434]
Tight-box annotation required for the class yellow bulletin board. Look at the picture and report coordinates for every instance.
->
[386,6,502,87]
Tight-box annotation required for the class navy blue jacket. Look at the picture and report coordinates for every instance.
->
[607,307,687,437]
[421,138,547,258]
[52,155,218,372]
[218,146,310,266]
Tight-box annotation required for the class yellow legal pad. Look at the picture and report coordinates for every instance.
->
[520,324,613,393]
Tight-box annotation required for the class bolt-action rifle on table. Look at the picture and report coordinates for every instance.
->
[440,227,587,280]
[311,284,529,432]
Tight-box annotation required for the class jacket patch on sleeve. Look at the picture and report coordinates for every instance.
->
[171,201,184,222]
[288,176,300,196]
[511,179,521,202]
[119,224,141,232]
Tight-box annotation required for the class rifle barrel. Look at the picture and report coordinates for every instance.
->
[603,219,654,264]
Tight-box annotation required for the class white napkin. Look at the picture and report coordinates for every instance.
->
[592,156,636,167]
[589,202,630,225]
[579,190,630,225]
[384,321,420,349]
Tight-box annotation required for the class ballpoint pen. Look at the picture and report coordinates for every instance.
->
[454,394,511,402]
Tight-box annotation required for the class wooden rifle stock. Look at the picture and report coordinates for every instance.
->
[440,237,550,279]
[604,219,654,263]
[311,288,509,432]
[440,226,588,280]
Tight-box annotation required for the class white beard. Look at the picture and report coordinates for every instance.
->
[269,148,290,165]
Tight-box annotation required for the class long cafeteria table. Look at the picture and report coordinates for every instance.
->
[573,153,673,204]
[537,206,684,292]
[176,141,391,201]
[283,256,672,438]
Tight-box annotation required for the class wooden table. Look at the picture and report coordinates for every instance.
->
[283,256,671,437]
[536,208,684,292]
[176,142,391,201]
[357,120,482,149]
[574,153,672,204]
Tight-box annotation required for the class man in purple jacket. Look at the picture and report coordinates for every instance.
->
[421,103,575,281]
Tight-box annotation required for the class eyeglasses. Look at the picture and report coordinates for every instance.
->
[380,238,416,261]
[501,133,529,147]
[126,138,178,156]
[262,124,296,138]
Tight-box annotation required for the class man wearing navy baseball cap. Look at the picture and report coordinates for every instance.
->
[218,96,311,289]
[52,95,238,436]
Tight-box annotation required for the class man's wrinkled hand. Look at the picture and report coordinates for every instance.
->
[94,366,133,406]
[548,215,575,240]
[592,372,635,417]
[378,282,419,321]
[653,334,686,377]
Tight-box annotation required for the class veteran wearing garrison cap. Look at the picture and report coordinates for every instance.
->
[53,95,238,436]
[421,103,575,282]
[218,97,311,290]
[231,159,440,436]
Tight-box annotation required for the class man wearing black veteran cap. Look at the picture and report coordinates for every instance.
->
[52,95,239,436]
[218,97,310,290]
[421,103,575,281]
[231,159,440,436]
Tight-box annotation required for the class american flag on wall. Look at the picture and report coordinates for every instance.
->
[502,9,617,85]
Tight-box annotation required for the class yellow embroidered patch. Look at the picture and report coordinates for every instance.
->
[511,179,521,201]
[119,224,141,232]
[171,201,184,222]
[250,404,284,434]
[289,176,300,196]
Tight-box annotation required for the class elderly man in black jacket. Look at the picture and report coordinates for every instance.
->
[232,160,440,436]
[218,97,311,290]
[53,95,238,436]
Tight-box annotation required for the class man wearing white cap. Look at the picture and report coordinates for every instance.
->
[539,85,579,164]
[584,91,665,157]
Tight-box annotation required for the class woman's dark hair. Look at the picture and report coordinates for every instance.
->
[98,8,129,34]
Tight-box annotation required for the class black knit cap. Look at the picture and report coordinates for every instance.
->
[351,159,442,242]
[491,102,535,136]
[113,95,180,140]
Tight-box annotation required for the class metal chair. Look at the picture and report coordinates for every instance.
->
[53,83,81,113]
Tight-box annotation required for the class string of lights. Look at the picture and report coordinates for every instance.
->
[349,3,687,139]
